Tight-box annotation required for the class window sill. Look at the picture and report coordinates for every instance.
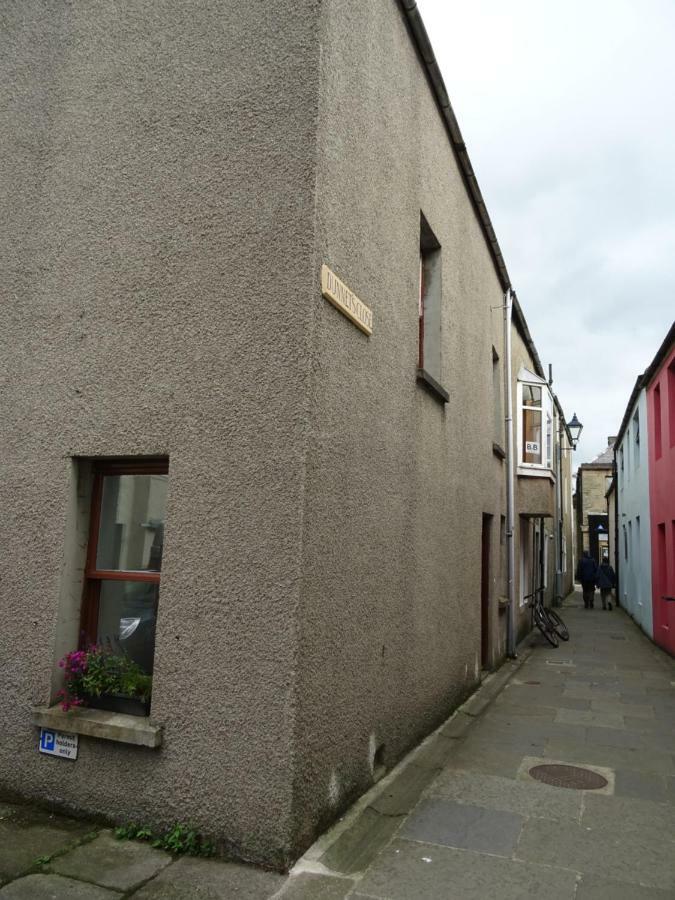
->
[32,705,163,749]
[416,368,449,404]
[492,443,506,460]
[516,467,555,481]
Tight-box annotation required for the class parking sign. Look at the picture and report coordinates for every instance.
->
[39,728,78,760]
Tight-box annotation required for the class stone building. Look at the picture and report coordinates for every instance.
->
[575,440,616,565]
[1,0,574,867]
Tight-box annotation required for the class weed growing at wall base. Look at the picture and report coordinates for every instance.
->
[114,822,216,857]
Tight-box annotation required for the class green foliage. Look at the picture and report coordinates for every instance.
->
[58,645,152,710]
[114,822,215,857]
[35,855,52,866]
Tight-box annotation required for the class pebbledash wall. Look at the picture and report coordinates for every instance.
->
[1,0,572,867]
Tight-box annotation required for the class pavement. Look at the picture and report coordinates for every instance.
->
[1,589,674,899]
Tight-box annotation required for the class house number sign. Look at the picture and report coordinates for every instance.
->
[321,265,373,336]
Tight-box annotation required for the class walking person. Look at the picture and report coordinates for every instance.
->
[596,554,617,610]
[576,551,598,609]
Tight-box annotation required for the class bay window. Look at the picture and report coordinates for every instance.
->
[518,378,553,470]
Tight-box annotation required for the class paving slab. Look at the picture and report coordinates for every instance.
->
[319,808,403,876]
[370,763,437,817]
[354,839,578,900]
[0,821,92,885]
[555,708,625,729]
[0,873,120,899]
[516,816,674,890]
[437,712,474,738]
[581,794,675,835]
[50,832,171,892]
[585,724,646,749]
[613,769,672,803]
[411,735,460,771]
[575,874,675,899]
[589,700,656,719]
[544,737,675,776]
[442,744,525,779]
[427,769,583,821]
[131,856,285,899]
[276,873,352,899]
[400,797,523,856]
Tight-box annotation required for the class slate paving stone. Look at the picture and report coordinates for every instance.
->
[276,873,352,899]
[555,708,625,729]
[413,735,460,770]
[581,794,675,835]
[427,769,583,821]
[354,839,578,900]
[516,817,675,890]
[0,822,91,885]
[50,832,171,892]
[575,874,675,899]
[488,702,557,720]
[131,856,286,899]
[613,769,671,804]
[585,725,646,749]
[400,797,523,856]
[588,700,656,719]
[0,873,121,899]
[544,738,675,776]
[437,712,474,738]
[444,744,525,778]
[319,808,403,876]
[370,763,437,816]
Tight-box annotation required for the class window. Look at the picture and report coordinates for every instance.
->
[518,378,553,469]
[669,362,675,448]
[633,410,640,466]
[417,214,447,400]
[80,459,168,704]
[623,524,628,560]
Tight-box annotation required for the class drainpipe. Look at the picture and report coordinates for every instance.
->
[504,288,516,657]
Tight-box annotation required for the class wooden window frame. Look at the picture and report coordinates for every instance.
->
[79,459,169,649]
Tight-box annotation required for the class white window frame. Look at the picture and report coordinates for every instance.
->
[517,375,554,473]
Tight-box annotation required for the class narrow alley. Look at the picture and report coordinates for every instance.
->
[1,592,673,898]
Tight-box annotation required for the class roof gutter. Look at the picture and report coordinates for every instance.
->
[397,0,545,379]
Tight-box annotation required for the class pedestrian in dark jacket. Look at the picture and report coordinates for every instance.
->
[596,555,616,610]
[575,551,598,609]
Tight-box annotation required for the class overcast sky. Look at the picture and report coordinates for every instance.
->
[416,0,675,465]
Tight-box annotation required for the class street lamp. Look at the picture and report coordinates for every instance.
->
[567,413,583,449]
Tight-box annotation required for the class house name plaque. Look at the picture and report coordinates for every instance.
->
[321,265,373,336]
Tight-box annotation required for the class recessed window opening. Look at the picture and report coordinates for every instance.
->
[80,458,169,710]
[419,214,442,382]
[669,362,675,448]
[654,384,662,459]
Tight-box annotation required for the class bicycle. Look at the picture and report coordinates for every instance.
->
[525,588,569,646]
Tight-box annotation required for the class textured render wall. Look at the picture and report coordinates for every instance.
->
[561,445,575,597]
[0,0,320,868]
[617,392,653,636]
[289,0,506,850]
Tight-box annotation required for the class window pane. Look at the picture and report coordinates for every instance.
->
[523,408,542,463]
[522,384,541,407]
[96,475,167,571]
[97,580,158,675]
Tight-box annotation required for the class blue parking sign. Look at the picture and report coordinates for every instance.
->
[39,728,78,760]
[40,729,56,752]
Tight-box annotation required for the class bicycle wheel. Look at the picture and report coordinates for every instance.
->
[546,608,569,642]
[534,605,559,647]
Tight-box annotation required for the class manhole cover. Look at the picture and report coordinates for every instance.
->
[529,764,608,790]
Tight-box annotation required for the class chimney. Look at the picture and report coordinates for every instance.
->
[607,436,617,446]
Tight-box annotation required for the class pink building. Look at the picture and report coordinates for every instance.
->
[646,323,675,656]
